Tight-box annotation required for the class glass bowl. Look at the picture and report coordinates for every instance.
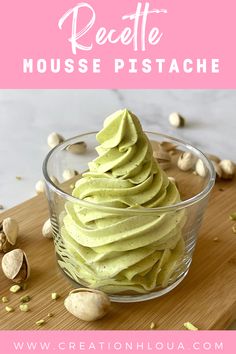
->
[43,132,215,302]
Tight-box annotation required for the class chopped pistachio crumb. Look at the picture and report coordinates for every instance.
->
[2,296,9,303]
[19,304,29,312]
[36,319,45,326]
[5,306,14,313]
[51,292,60,300]
[47,313,53,318]
[20,295,31,303]
[10,285,21,293]
[15,176,22,180]
[230,212,236,221]
[232,224,236,234]
[184,322,198,331]
[150,322,156,329]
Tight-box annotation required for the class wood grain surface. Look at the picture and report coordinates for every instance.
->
[0,178,236,330]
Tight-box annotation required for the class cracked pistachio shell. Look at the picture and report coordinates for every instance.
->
[42,219,53,239]
[219,160,235,179]
[177,152,196,171]
[195,159,207,177]
[64,288,111,322]
[66,142,87,154]
[2,249,30,283]
[169,112,185,128]
[1,218,19,245]
[47,132,64,149]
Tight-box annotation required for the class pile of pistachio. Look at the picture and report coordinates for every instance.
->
[0,217,111,324]
[0,219,31,313]
[151,112,236,180]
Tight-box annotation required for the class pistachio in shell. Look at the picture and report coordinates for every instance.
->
[0,217,19,253]
[64,288,111,322]
[2,248,30,283]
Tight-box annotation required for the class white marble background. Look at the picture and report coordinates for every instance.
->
[0,89,235,328]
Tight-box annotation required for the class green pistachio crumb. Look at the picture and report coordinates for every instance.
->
[20,295,31,303]
[2,296,9,303]
[36,319,45,326]
[19,304,29,312]
[10,285,21,293]
[184,322,198,331]
[51,292,60,300]
[150,322,156,329]
[5,306,14,313]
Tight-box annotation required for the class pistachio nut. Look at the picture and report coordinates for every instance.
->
[47,132,64,149]
[177,152,196,171]
[2,249,30,283]
[42,219,53,239]
[0,217,19,253]
[169,112,185,128]
[66,142,87,154]
[64,288,111,322]
[219,160,235,180]
[195,159,207,178]
[35,180,45,194]
[62,169,78,182]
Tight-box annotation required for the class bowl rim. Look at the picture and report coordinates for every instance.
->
[42,131,216,215]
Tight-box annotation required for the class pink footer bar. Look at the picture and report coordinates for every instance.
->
[0,330,235,354]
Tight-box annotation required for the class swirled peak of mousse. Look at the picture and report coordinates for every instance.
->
[59,109,185,294]
[72,109,180,208]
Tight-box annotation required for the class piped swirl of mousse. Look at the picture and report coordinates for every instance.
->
[59,109,186,294]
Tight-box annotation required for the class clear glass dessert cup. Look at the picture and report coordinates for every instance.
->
[43,132,215,302]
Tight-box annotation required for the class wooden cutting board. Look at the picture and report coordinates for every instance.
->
[0,178,236,330]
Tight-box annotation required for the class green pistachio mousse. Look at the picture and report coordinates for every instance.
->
[57,109,186,294]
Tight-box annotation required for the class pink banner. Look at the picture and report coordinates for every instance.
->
[0,330,235,354]
[0,0,235,88]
